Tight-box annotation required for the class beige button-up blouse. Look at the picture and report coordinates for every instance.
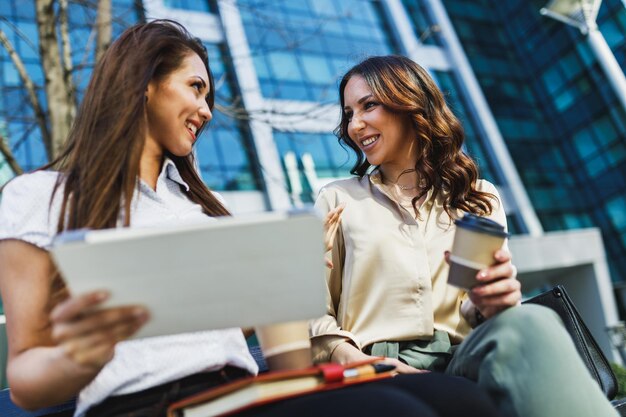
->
[310,169,506,363]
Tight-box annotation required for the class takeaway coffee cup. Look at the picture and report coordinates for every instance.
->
[255,320,313,371]
[447,213,509,290]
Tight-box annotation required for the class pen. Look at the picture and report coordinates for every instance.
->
[343,363,396,379]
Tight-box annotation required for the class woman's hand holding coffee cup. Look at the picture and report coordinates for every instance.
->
[467,248,521,319]
[446,213,520,320]
[445,248,521,320]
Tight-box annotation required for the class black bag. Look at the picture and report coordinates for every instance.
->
[523,285,618,399]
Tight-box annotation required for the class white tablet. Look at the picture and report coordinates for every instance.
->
[50,210,326,339]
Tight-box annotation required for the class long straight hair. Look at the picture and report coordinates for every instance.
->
[336,55,494,216]
[48,19,229,233]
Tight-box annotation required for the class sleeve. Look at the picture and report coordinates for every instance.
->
[0,172,59,249]
[309,187,360,363]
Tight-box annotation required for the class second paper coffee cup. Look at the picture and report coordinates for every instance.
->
[255,320,313,371]
[448,213,508,290]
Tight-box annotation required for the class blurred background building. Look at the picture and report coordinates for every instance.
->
[0,0,626,365]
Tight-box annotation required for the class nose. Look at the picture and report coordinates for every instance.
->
[349,112,365,133]
[199,102,212,123]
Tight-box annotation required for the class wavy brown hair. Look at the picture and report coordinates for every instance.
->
[336,55,494,216]
[47,19,229,233]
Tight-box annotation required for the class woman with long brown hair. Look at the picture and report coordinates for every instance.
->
[312,55,618,417]
[0,22,505,417]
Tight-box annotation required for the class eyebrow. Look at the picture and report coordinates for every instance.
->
[344,94,373,111]
[193,75,208,90]
[193,75,211,100]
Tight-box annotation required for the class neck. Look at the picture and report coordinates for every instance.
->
[140,140,164,191]
[380,165,420,190]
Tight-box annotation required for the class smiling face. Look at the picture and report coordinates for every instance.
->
[144,52,212,159]
[343,75,418,174]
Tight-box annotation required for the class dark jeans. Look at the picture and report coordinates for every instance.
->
[85,366,250,417]
[86,369,501,417]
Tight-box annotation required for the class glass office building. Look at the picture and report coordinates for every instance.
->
[442,0,626,285]
[0,0,625,355]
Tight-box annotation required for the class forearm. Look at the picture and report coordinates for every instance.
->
[310,314,360,363]
[330,341,370,364]
[8,345,102,410]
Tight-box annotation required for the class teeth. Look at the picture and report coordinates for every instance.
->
[361,135,378,146]
[185,122,198,135]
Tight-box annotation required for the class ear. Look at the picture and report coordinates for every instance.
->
[145,82,156,104]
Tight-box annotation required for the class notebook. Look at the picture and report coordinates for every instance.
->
[50,210,326,338]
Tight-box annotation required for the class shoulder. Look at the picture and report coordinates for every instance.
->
[318,177,366,198]
[476,179,498,194]
[0,171,64,249]
[3,170,59,191]
[475,179,506,225]
[1,171,62,209]
[315,177,364,209]
[476,179,501,206]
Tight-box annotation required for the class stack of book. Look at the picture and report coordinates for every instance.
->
[167,361,396,417]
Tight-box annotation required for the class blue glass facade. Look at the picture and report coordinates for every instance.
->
[443,0,626,282]
[239,0,397,102]
[274,131,356,202]
[235,0,406,193]
[164,0,210,12]
[402,0,443,46]
[198,43,261,191]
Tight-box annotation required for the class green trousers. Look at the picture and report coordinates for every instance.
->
[368,304,618,417]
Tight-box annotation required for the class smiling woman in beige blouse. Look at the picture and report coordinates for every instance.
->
[312,55,618,417]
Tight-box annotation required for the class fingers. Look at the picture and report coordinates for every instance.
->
[494,248,512,263]
[324,204,345,230]
[472,275,520,298]
[324,204,345,252]
[324,222,341,251]
[50,291,150,369]
[475,252,517,285]
[470,283,521,307]
[50,290,109,322]
[52,304,148,343]
[380,358,427,374]
[470,276,521,319]
[61,318,146,368]
[468,248,520,318]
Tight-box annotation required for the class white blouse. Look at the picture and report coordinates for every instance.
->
[0,159,258,417]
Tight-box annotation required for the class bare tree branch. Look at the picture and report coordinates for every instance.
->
[0,135,23,175]
[59,0,77,119]
[0,27,52,159]
[0,17,38,52]
[95,0,111,62]
[36,0,75,159]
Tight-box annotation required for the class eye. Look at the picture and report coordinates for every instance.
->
[192,81,203,92]
[364,101,378,110]
[345,111,353,121]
